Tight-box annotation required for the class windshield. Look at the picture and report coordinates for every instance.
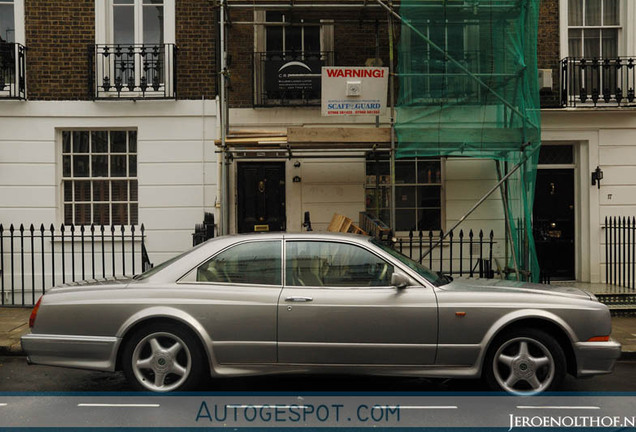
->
[370,238,448,286]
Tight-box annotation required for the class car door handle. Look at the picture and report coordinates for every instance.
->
[285,296,313,302]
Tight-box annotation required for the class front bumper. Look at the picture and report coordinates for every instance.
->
[574,339,622,377]
[21,333,119,371]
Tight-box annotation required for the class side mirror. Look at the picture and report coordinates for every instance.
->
[391,271,410,289]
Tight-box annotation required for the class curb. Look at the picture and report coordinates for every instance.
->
[620,351,636,361]
[0,343,25,356]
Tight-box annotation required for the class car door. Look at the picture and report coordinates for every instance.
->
[179,239,282,364]
[278,240,438,365]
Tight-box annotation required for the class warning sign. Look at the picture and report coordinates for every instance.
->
[321,67,389,116]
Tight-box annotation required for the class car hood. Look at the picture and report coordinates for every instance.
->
[438,278,593,301]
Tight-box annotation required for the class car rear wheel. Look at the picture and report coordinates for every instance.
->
[484,328,566,395]
[122,323,206,392]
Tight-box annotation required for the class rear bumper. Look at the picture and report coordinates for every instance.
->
[21,333,119,371]
[574,339,622,377]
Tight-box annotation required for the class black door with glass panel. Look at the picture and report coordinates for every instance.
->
[237,162,286,233]
[534,168,575,281]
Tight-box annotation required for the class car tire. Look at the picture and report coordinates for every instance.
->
[483,328,566,395]
[122,322,207,392]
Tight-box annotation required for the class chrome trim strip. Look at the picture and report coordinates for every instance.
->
[21,334,118,344]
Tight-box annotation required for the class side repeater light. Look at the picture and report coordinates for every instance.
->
[587,335,610,342]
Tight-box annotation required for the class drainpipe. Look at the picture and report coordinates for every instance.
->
[388,1,396,234]
[219,0,229,235]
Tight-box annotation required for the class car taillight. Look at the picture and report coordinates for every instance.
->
[29,297,42,328]
[587,335,610,342]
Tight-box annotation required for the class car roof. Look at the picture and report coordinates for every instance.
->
[213,232,371,241]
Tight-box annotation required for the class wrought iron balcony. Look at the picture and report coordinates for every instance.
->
[254,51,334,107]
[0,42,26,100]
[561,57,636,107]
[92,44,177,99]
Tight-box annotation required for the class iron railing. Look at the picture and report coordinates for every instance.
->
[605,216,636,289]
[561,57,636,107]
[0,42,26,100]
[253,50,333,106]
[92,44,177,99]
[394,229,496,278]
[0,224,150,307]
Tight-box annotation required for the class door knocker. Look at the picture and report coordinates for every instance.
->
[258,180,266,193]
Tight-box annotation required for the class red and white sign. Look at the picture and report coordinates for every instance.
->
[321,66,389,116]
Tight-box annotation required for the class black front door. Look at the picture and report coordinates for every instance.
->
[533,168,575,280]
[237,162,286,233]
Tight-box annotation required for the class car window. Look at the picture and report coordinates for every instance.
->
[370,238,447,286]
[286,241,394,287]
[195,241,281,285]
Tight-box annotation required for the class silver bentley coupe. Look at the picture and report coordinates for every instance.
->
[22,232,620,394]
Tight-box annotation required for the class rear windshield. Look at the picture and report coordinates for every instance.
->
[133,241,209,281]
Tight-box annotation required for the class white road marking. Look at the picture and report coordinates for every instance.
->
[225,405,455,410]
[0,403,7,407]
[517,406,601,410]
[398,406,458,410]
[77,403,160,408]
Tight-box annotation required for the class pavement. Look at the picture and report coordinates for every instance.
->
[0,307,30,355]
[2,306,636,358]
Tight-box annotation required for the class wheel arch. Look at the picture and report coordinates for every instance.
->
[480,312,578,377]
[114,307,216,372]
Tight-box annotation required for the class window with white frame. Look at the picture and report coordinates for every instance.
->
[111,0,165,46]
[254,11,333,105]
[62,130,138,226]
[0,0,15,43]
[0,0,25,99]
[400,18,480,105]
[365,155,443,232]
[94,0,175,98]
[568,0,620,58]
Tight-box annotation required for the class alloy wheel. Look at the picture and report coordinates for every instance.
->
[492,336,555,395]
[131,331,192,392]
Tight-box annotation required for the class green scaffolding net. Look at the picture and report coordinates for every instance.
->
[394,0,541,281]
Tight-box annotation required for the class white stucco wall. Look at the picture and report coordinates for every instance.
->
[542,109,636,283]
[0,99,219,272]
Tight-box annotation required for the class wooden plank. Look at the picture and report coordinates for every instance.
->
[348,224,367,235]
[288,127,391,143]
[340,217,353,233]
[327,214,346,232]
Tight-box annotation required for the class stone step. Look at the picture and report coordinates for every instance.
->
[604,303,636,317]
[596,293,636,305]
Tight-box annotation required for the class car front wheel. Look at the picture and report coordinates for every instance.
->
[484,328,566,395]
[122,323,206,392]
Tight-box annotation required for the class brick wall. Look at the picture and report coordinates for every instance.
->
[227,9,254,108]
[24,1,216,101]
[538,0,561,108]
[176,0,217,99]
[25,0,94,100]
